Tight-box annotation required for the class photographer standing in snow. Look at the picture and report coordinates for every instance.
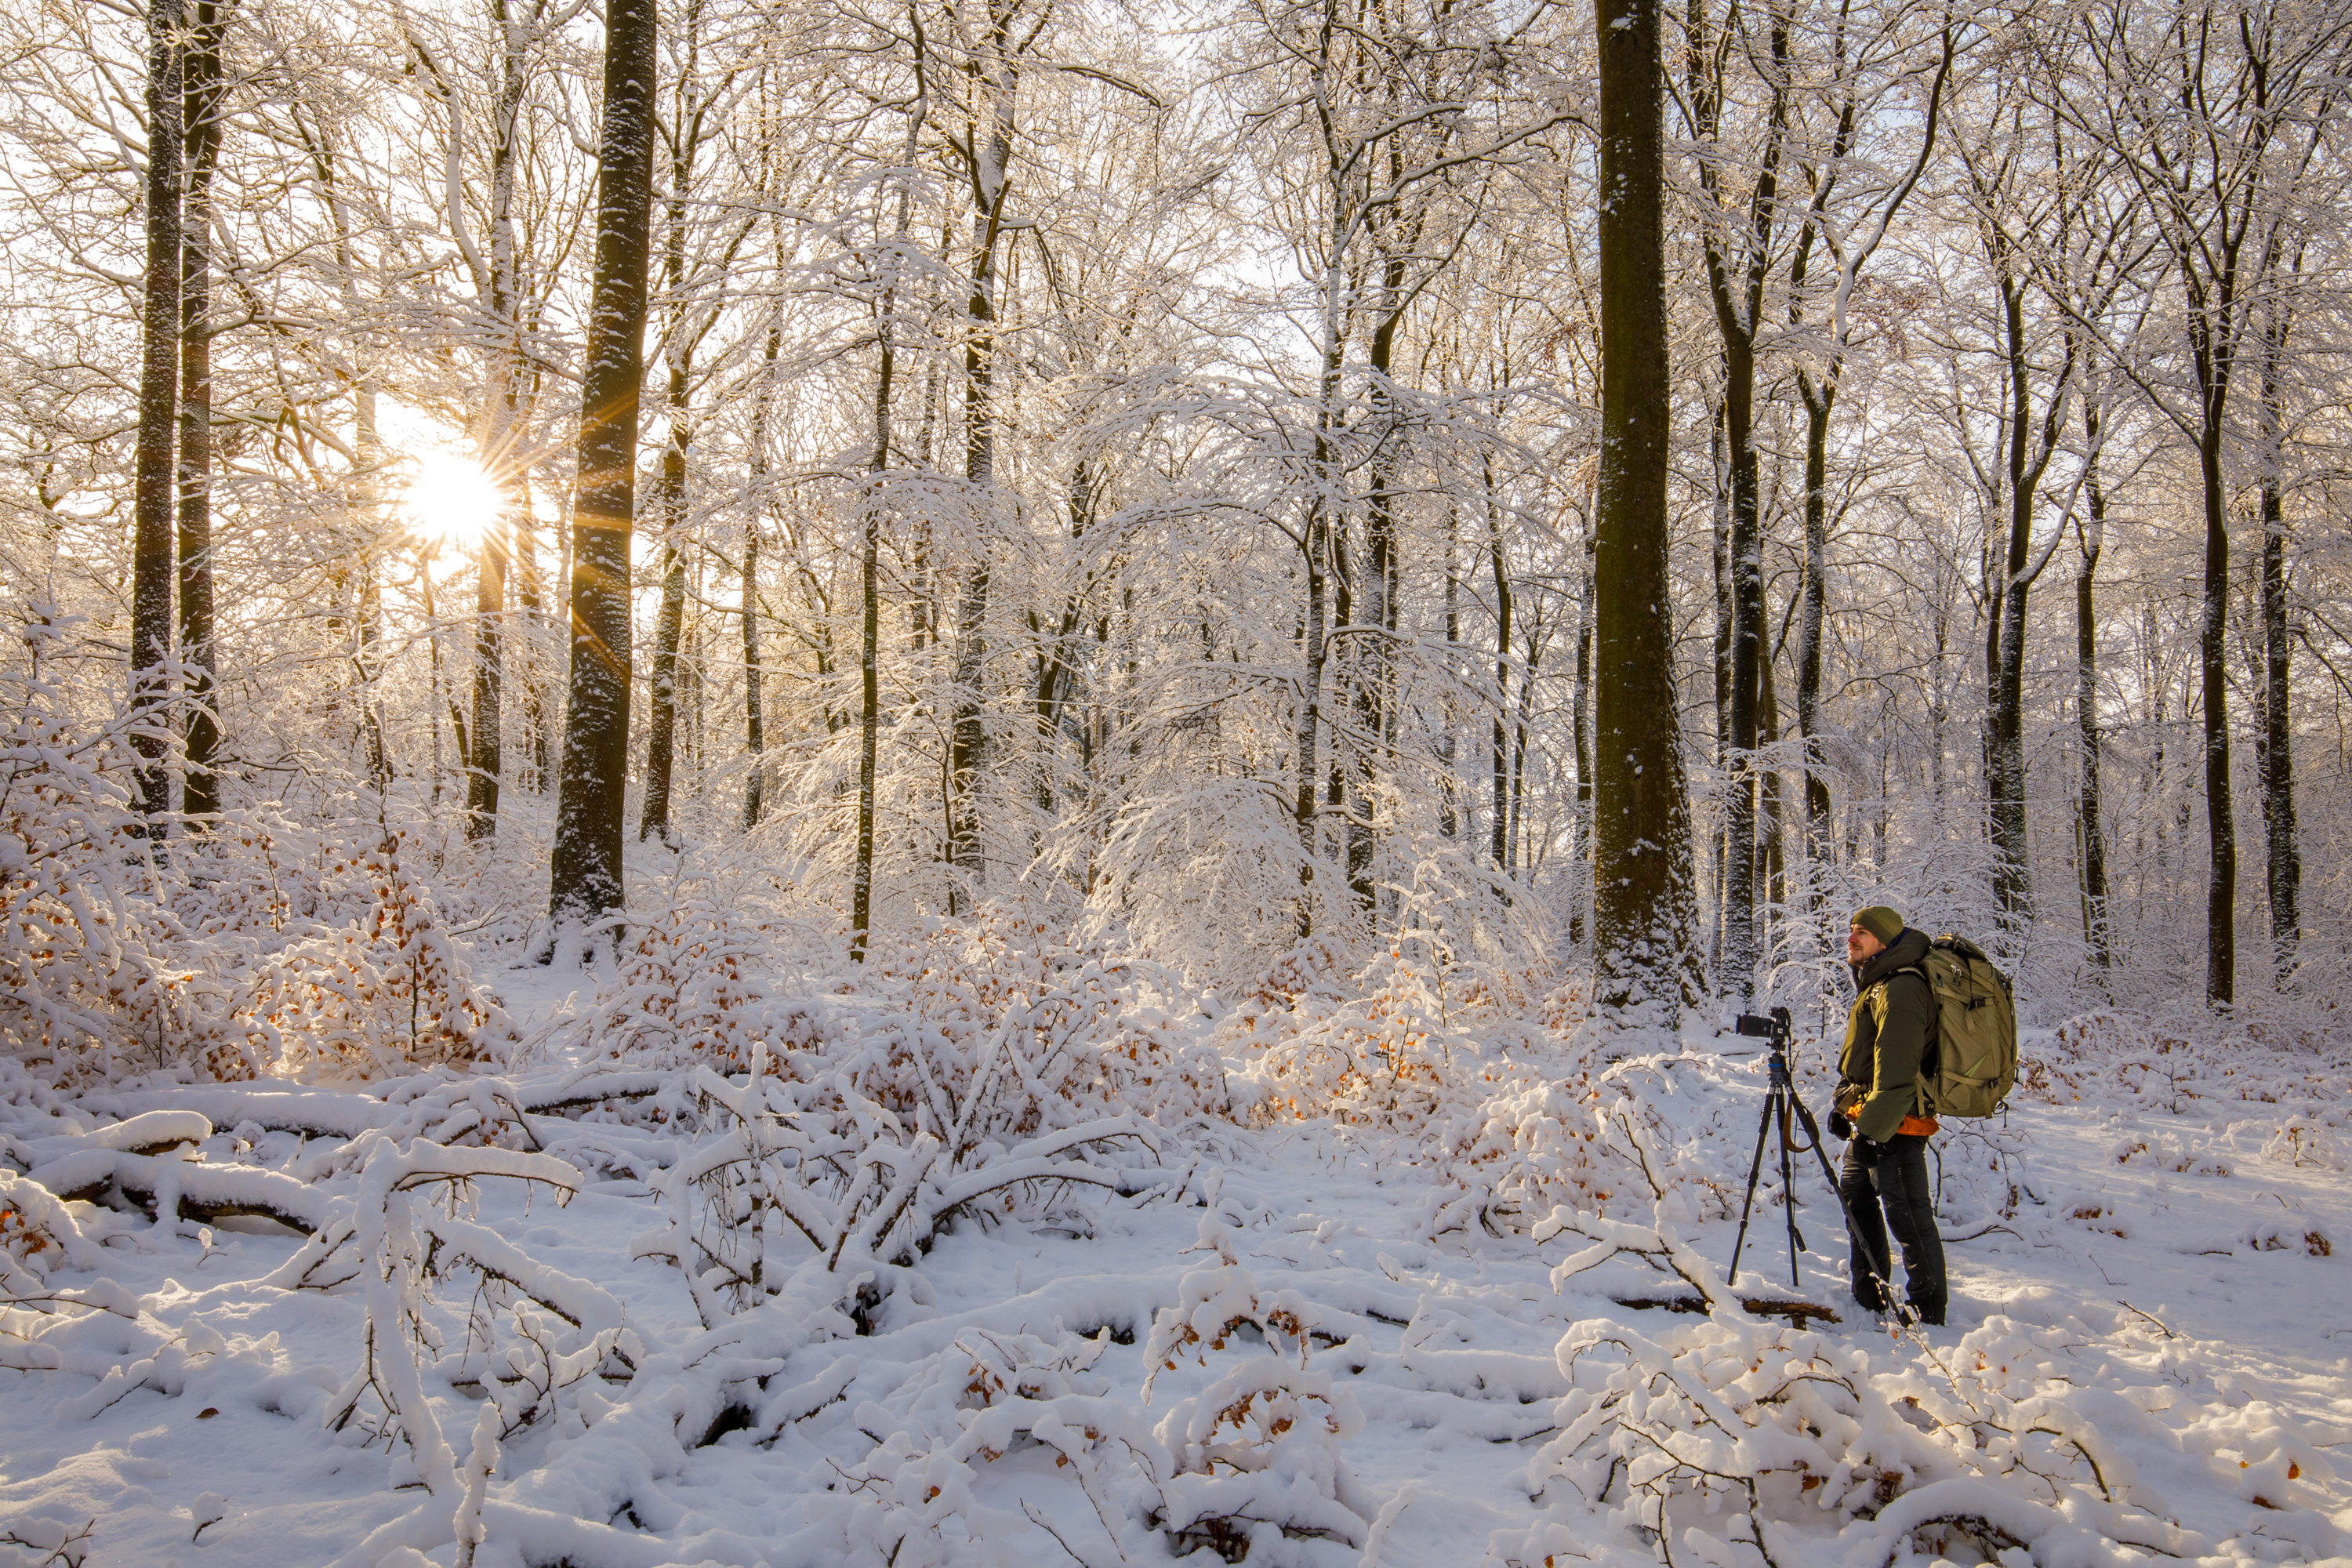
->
[1825,905,1948,1327]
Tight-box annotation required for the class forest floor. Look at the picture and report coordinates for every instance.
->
[3,978,2349,1568]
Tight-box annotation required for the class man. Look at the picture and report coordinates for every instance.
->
[1825,904,1947,1326]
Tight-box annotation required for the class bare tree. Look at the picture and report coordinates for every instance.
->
[176,0,233,827]
[549,0,659,944]
[2073,0,2350,1004]
[1595,0,1702,1014]
[132,0,184,828]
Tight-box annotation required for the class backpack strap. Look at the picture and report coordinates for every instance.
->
[1879,964,1939,1083]
[1869,964,1928,1004]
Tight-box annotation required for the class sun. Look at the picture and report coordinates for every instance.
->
[399,446,505,550]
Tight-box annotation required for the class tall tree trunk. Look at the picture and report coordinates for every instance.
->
[943,9,1026,915]
[1030,459,1092,822]
[356,392,390,800]
[1570,525,1595,949]
[548,0,656,942]
[302,108,388,800]
[1708,394,1730,972]
[1509,628,1540,883]
[742,319,778,829]
[467,0,532,842]
[1984,273,2071,923]
[640,541,686,840]
[2075,397,2111,975]
[855,145,915,959]
[517,526,550,791]
[1592,0,1700,1017]
[176,0,224,826]
[1793,385,1831,889]
[1682,0,1789,1004]
[1291,327,1343,938]
[132,0,184,829]
[640,14,711,847]
[466,529,508,840]
[637,341,689,842]
[853,328,892,960]
[1486,471,1513,877]
[1439,503,1460,842]
[2257,316,2299,985]
[2197,423,2236,1005]
[1759,649,1786,916]
[1350,246,1409,920]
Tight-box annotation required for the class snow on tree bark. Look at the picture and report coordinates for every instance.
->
[1591,0,1701,1017]
[132,0,184,829]
[548,0,657,945]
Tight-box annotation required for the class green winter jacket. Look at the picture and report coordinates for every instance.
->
[1836,926,1935,1143]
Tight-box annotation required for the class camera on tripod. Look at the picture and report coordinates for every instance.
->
[1733,1005,1792,1047]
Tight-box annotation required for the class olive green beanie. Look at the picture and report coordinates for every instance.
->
[1849,905,1904,946]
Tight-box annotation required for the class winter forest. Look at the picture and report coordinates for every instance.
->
[2,0,2350,1561]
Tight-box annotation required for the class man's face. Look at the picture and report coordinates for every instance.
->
[1847,924,1885,964]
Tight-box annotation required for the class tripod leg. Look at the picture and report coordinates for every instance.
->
[1727,1093,1777,1289]
[1779,1097,1802,1289]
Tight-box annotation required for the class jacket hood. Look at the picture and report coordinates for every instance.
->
[1854,926,1931,991]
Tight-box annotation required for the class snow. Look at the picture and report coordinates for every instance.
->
[4,1000,2350,1568]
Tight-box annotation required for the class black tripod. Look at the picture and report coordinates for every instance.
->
[1725,1007,1893,1305]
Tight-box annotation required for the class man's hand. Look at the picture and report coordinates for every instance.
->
[1827,1108,1854,1141]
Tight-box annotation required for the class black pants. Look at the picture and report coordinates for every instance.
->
[1838,1133,1947,1325]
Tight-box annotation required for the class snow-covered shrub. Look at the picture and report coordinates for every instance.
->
[856,909,1229,1132]
[2260,1114,2346,1171]
[1142,1218,1370,1559]
[557,867,833,1070]
[0,614,183,1076]
[314,1139,619,1482]
[1421,1048,1759,1244]
[0,1165,107,1314]
[644,1047,1154,1330]
[2031,1008,2350,1123]
[564,898,1226,1131]
[1221,941,1544,1131]
[245,833,514,1080]
[1527,1312,1929,1555]
[1524,1301,2314,1566]
[1,607,505,1086]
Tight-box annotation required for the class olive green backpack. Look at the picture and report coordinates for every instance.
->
[1895,935,2017,1118]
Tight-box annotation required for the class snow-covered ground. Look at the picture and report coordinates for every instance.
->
[4,989,2348,1568]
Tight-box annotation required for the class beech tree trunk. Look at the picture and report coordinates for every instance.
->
[1570,524,1594,949]
[942,4,1029,915]
[1982,271,2073,923]
[641,6,727,848]
[852,319,892,960]
[132,0,183,829]
[742,320,777,829]
[1591,0,1700,1016]
[467,0,533,842]
[2075,397,2111,975]
[1793,389,1831,885]
[2256,313,2300,985]
[2196,423,2235,1005]
[548,0,656,942]
[1291,329,1341,938]
[176,0,225,826]
[1682,0,1788,1003]
[1708,397,1730,970]
[1349,245,1410,919]
[466,527,507,841]
[1486,476,1513,877]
